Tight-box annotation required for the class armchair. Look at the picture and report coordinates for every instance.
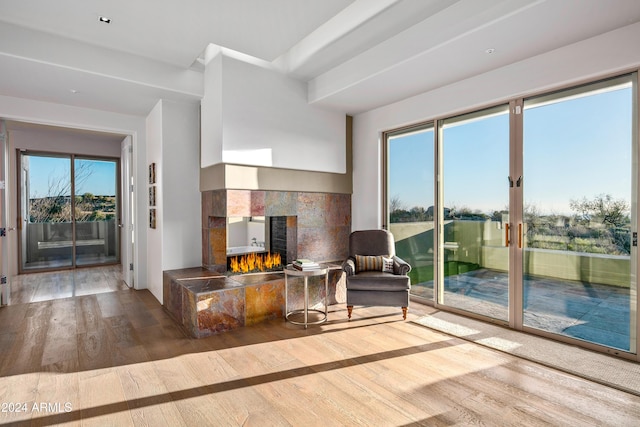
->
[342,230,412,320]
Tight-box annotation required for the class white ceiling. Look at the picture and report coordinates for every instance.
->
[1,0,640,120]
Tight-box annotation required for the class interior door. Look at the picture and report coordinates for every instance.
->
[0,120,8,305]
[121,136,133,287]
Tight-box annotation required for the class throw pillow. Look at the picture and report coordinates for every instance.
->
[382,256,394,273]
[355,255,388,273]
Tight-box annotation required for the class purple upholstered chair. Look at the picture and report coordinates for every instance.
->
[341,230,412,320]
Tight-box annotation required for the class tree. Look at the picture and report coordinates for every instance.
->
[29,162,95,223]
[570,194,629,228]
[569,193,630,255]
[389,195,406,214]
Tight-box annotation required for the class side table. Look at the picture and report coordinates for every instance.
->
[284,264,329,328]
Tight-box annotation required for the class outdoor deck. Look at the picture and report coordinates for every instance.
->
[411,269,631,351]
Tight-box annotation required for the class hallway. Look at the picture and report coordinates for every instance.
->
[4,265,127,305]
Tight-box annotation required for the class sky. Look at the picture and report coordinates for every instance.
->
[27,156,117,198]
[388,84,633,216]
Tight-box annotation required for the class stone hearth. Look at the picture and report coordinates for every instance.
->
[163,265,346,338]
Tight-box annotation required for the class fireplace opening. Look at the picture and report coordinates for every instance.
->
[225,215,293,274]
[269,216,287,262]
[227,251,283,274]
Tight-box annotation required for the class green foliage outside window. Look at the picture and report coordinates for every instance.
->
[390,193,630,255]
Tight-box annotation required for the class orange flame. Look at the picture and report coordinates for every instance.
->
[229,252,282,273]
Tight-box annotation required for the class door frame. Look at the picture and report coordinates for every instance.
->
[121,136,134,287]
[0,120,9,305]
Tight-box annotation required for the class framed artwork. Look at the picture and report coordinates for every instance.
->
[149,208,156,229]
[149,186,156,206]
[148,163,156,184]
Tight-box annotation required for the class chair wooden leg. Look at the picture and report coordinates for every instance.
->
[402,307,408,320]
[347,305,353,320]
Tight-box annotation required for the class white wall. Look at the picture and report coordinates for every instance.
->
[161,100,201,271]
[200,53,223,168]
[0,94,148,285]
[352,22,640,231]
[146,99,201,304]
[145,101,163,302]
[201,53,346,173]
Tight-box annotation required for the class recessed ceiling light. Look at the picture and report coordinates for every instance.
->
[98,16,111,24]
[69,89,79,94]
[485,48,495,54]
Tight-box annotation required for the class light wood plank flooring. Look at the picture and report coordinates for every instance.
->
[7,266,127,305]
[1,267,639,426]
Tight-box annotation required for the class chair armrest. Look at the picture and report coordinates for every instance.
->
[342,258,356,276]
[392,255,411,275]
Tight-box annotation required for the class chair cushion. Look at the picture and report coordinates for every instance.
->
[346,271,411,291]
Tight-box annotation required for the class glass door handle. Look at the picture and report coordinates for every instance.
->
[505,223,510,247]
[518,223,523,249]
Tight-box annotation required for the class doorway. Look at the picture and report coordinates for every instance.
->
[19,152,120,271]
[0,121,8,304]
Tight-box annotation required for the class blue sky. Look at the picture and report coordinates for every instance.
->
[27,156,117,197]
[388,85,632,216]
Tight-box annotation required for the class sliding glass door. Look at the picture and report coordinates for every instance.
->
[522,75,636,351]
[74,158,119,266]
[385,72,638,356]
[21,154,73,270]
[20,152,119,271]
[439,106,510,321]
[386,126,435,299]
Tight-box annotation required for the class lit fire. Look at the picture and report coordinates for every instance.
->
[229,252,282,274]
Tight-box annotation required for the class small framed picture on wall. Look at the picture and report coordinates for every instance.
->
[149,186,156,206]
[149,208,156,229]
[148,163,156,184]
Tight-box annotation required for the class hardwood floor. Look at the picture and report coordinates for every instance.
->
[1,267,640,426]
[7,266,127,305]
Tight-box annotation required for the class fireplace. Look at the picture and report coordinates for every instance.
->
[163,189,352,338]
[202,190,351,274]
[224,215,292,274]
[227,251,282,274]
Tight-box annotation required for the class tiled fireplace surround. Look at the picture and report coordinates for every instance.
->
[163,189,351,338]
